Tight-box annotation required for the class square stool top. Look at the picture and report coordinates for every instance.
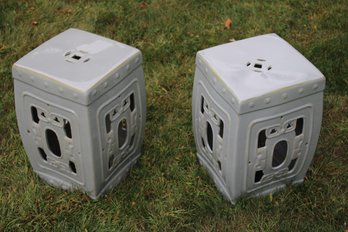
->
[195,33,325,114]
[12,28,142,105]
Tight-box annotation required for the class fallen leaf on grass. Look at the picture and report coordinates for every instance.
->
[62,8,73,15]
[140,2,147,9]
[224,18,232,29]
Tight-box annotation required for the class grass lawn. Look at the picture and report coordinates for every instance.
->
[0,0,347,231]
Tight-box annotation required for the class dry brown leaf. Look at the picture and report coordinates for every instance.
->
[139,2,147,9]
[62,8,73,15]
[224,18,232,29]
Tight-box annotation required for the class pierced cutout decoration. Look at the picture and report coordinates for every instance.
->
[118,119,127,148]
[255,170,264,183]
[201,137,205,148]
[207,121,213,151]
[129,134,135,148]
[123,99,128,107]
[46,129,61,157]
[105,115,111,133]
[69,161,76,173]
[257,129,266,148]
[112,108,118,117]
[288,158,297,171]
[109,154,114,169]
[272,140,288,167]
[64,119,72,139]
[219,119,224,138]
[201,96,205,114]
[38,147,47,161]
[295,118,304,136]
[65,51,90,63]
[31,106,39,123]
[72,55,81,60]
[246,59,272,72]
[130,93,135,112]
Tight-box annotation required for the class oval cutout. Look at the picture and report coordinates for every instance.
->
[118,119,127,148]
[272,140,288,167]
[46,129,61,157]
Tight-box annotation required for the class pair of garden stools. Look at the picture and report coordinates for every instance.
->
[12,28,325,204]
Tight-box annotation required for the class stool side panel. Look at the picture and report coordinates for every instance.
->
[192,68,240,203]
[14,79,94,190]
[90,66,146,197]
[238,92,323,198]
